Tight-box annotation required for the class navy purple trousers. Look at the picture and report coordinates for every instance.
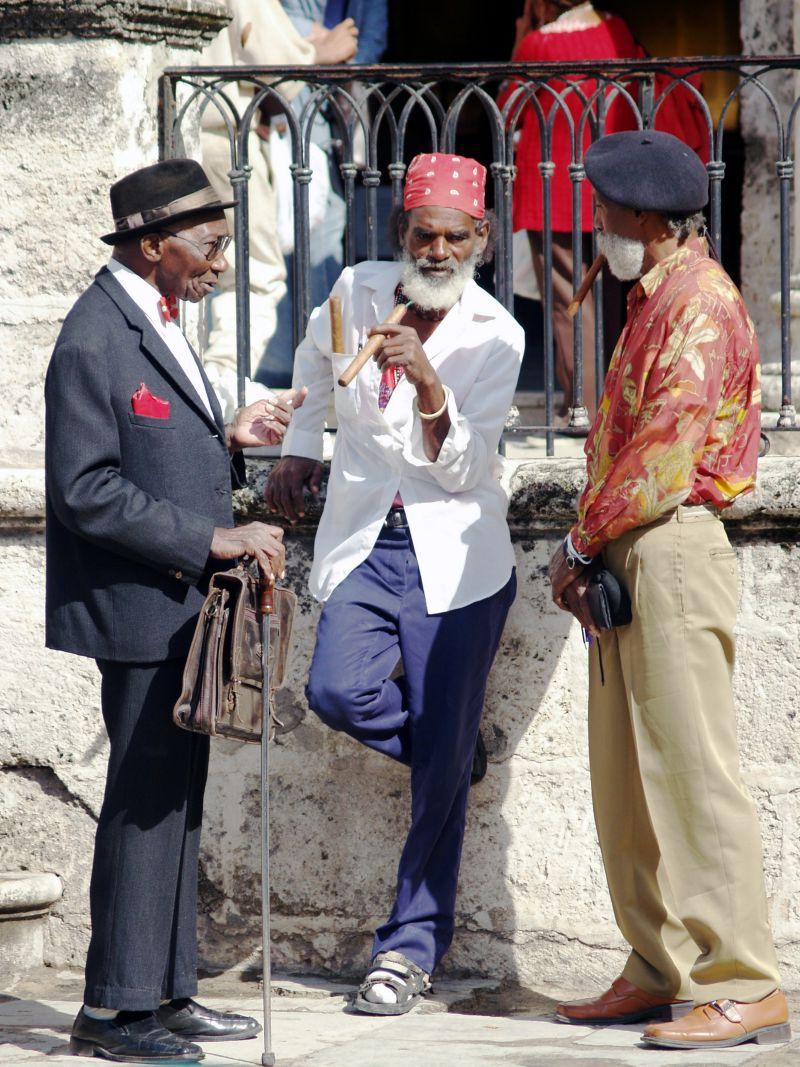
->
[306,522,516,974]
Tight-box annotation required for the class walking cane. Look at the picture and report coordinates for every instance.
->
[259,576,276,1067]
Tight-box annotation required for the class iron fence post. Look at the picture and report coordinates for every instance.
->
[291,165,313,350]
[568,161,590,431]
[230,149,252,408]
[341,161,359,267]
[540,160,556,457]
[777,158,796,428]
[707,159,726,257]
[363,167,382,262]
[491,162,515,313]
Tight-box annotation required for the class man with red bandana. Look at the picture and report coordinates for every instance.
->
[266,153,524,1015]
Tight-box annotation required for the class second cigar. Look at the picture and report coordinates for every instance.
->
[337,302,410,387]
[566,254,606,319]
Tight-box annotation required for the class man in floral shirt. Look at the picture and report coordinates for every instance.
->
[549,131,788,1050]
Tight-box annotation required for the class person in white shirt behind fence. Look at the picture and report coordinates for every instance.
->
[265,153,524,1016]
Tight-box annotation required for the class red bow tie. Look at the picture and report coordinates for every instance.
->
[158,293,179,323]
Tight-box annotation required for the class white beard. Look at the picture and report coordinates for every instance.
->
[399,248,481,312]
[598,230,646,281]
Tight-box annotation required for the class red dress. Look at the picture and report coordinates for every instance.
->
[502,15,709,233]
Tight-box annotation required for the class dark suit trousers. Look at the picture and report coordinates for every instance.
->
[83,659,209,1011]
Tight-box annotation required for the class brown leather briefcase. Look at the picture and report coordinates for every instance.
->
[173,562,296,743]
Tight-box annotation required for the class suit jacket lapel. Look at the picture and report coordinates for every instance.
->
[96,268,222,435]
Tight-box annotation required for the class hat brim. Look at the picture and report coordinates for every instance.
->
[100,198,237,245]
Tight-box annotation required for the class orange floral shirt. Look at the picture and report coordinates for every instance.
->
[571,240,761,558]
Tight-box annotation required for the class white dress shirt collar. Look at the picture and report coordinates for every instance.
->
[107,258,171,331]
[106,258,215,419]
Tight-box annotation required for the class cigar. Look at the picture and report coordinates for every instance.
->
[337,303,410,387]
[566,254,605,318]
[329,296,344,354]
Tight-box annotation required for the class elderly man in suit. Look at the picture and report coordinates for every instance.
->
[45,159,303,1063]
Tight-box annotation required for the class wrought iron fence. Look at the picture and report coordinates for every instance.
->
[160,56,800,456]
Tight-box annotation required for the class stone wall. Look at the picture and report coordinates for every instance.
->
[738,0,798,368]
[3,458,800,989]
[0,0,227,462]
[0,0,228,969]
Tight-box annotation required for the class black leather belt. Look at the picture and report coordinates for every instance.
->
[383,507,408,529]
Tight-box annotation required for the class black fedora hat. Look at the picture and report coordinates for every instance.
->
[101,158,236,245]
[585,131,708,215]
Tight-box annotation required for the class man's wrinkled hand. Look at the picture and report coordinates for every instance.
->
[227,387,307,450]
[563,573,600,637]
[371,322,437,390]
[265,455,324,525]
[210,522,285,581]
[548,540,582,609]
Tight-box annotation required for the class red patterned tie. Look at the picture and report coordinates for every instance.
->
[378,364,404,411]
[158,293,179,323]
[378,287,409,411]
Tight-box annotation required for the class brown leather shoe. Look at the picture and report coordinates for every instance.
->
[642,989,791,1049]
[556,976,692,1025]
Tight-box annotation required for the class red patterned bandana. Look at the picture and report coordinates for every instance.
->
[403,153,486,218]
[158,293,179,323]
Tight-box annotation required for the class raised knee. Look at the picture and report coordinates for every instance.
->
[305,672,354,732]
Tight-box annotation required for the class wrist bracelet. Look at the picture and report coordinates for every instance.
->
[417,386,449,421]
[564,533,592,568]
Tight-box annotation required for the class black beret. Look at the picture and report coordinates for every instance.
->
[585,131,708,215]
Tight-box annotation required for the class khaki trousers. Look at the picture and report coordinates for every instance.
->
[590,505,781,1003]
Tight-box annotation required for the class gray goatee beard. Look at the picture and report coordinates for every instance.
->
[597,230,646,281]
[399,248,481,312]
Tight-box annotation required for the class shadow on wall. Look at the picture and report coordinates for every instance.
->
[195,529,615,991]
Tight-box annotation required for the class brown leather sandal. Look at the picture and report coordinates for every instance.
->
[351,951,431,1016]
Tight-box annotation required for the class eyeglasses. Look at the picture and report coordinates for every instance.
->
[159,229,232,262]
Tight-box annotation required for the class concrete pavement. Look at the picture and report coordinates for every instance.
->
[1,971,798,1067]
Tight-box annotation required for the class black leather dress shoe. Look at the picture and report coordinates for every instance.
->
[470,729,488,786]
[157,998,262,1042]
[70,1007,204,1062]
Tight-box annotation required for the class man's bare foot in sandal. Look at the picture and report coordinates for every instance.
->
[351,951,431,1016]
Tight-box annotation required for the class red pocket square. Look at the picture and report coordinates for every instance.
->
[131,382,170,419]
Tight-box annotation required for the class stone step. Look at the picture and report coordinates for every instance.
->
[0,872,63,978]
[762,410,800,456]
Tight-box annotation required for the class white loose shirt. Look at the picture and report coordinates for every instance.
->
[107,259,215,418]
[282,261,525,613]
